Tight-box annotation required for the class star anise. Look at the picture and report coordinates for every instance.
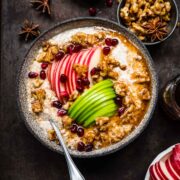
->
[30,0,51,15]
[19,20,40,41]
[142,17,168,42]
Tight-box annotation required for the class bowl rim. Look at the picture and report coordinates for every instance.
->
[117,0,179,46]
[16,17,158,158]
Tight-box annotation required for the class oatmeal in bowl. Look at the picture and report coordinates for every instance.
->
[18,18,158,157]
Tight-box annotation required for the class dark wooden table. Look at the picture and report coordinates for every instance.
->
[1,0,180,179]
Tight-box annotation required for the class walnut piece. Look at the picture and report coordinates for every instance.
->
[31,100,43,113]
[47,129,56,141]
[73,64,88,77]
[31,89,46,102]
[32,79,43,88]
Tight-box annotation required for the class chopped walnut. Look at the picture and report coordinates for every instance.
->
[37,42,59,63]
[31,100,43,113]
[139,88,151,100]
[96,117,109,126]
[47,129,56,141]
[114,81,127,96]
[32,79,43,88]
[131,72,150,83]
[73,64,88,77]
[69,90,79,101]
[71,32,105,46]
[62,116,73,127]
[31,89,46,102]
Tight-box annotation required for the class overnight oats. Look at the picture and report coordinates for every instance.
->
[26,27,151,152]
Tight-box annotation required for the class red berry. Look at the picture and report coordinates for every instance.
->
[85,143,93,152]
[55,51,65,61]
[28,72,38,78]
[52,100,62,109]
[89,7,97,16]
[118,107,125,116]
[60,91,69,100]
[115,96,122,106]
[77,127,84,137]
[41,62,48,69]
[105,38,112,46]
[60,74,67,83]
[106,0,113,7]
[70,123,78,133]
[57,109,67,116]
[76,85,84,93]
[90,67,100,76]
[67,44,74,55]
[73,44,82,53]
[103,46,111,55]
[77,142,85,151]
[111,39,119,46]
[82,77,90,86]
[40,70,46,80]
[76,78,83,86]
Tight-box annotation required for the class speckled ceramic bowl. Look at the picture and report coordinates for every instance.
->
[117,0,179,45]
[17,18,158,158]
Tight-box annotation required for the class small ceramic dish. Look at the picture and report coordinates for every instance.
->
[144,144,178,179]
[117,0,179,46]
[17,18,158,158]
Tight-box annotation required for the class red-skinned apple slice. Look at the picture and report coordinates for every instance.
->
[165,158,180,179]
[159,160,173,179]
[157,162,168,180]
[54,55,69,100]
[47,64,52,84]
[155,162,166,180]
[70,50,90,93]
[65,53,81,94]
[50,60,59,90]
[150,165,161,180]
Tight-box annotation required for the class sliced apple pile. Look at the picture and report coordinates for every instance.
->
[68,79,118,127]
[150,144,180,180]
[47,47,101,102]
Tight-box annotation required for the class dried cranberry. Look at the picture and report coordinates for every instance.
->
[60,91,69,100]
[28,72,38,78]
[111,39,119,46]
[40,70,46,80]
[77,127,84,137]
[85,143,93,152]
[77,142,85,151]
[60,74,68,83]
[118,107,125,116]
[76,85,84,93]
[105,38,112,46]
[89,7,97,16]
[90,67,100,76]
[115,96,122,106]
[52,100,62,109]
[41,62,48,69]
[70,123,78,133]
[57,109,67,116]
[76,78,83,86]
[67,44,74,55]
[82,77,90,86]
[103,46,111,55]
[73,44,82,53]
[55,51,65,61]
[106,0,113,7]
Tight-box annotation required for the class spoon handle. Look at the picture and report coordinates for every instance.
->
[49,120,85,180]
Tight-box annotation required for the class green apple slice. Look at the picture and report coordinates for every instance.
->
[68,79,113,113]
[70,88,115,119]
[83,104,117,127]
[77,100,115,124]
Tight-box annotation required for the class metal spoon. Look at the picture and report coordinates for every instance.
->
[49,119,85,180]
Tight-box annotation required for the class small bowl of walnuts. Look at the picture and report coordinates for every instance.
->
[117,0,179,45]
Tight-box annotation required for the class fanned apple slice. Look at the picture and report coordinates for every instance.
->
[47,64,52,84]
[64,53,79,94]
[50,60,59,91]
[165,158,180,179]
[157,162,168,180]
[54,55,69,100]
[159,161,173,179]
[68,50,87,94]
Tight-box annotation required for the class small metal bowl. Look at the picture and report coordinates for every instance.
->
[17,18,158,158]
[117,0,179,45]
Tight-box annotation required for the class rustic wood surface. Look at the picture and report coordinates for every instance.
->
[1,0,180,179]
